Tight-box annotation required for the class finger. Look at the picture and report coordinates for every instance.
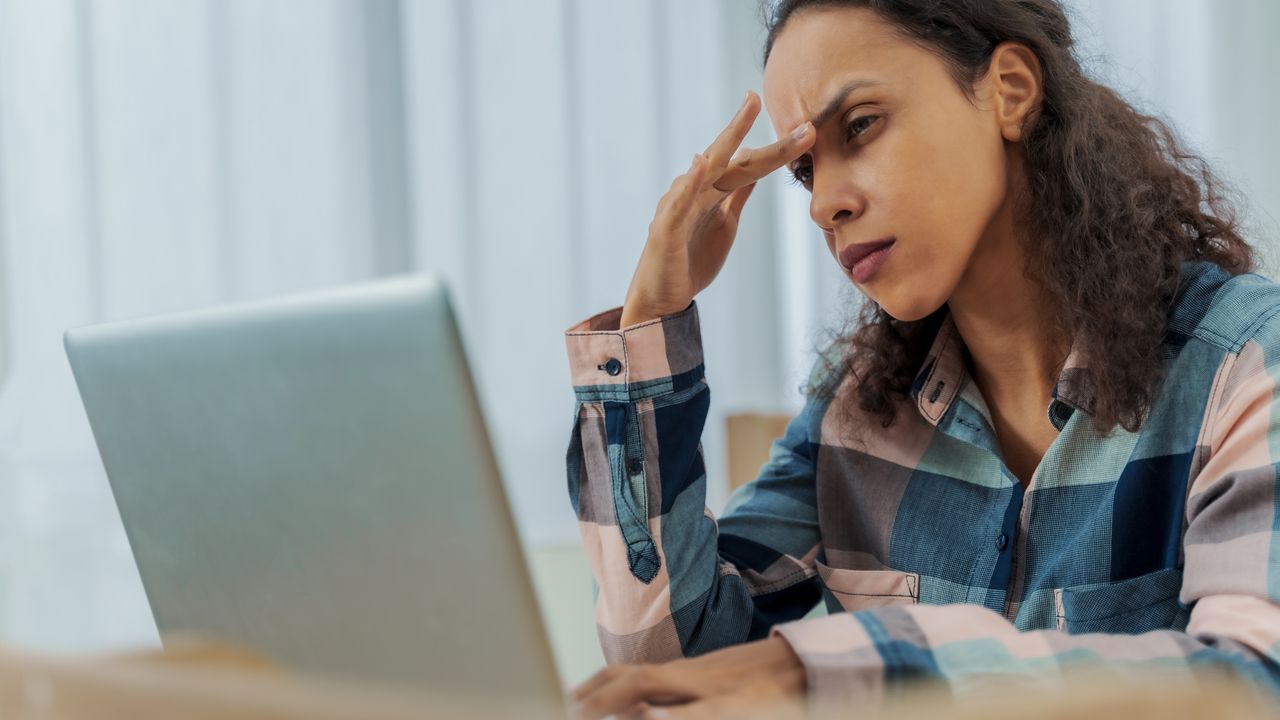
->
[577,668,696,720]
[581,682,693,720]
[643,694,799,720]
[641,697,714,719]
[668,154,708,218]
[573,664,623,701]
[620,702,653,720]
[712,121,812,192]
[703,90,761,167]
[651,155,709,238]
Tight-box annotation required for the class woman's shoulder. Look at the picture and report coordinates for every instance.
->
[1170,260,1280,353]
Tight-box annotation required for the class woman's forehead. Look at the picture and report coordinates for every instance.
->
[762,8,924,132]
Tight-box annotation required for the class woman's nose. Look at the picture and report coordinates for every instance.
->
[808,168,865,230]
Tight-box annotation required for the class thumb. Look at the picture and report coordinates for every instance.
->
[724,181,757,221]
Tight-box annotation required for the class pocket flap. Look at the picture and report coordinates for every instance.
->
[1060,567,1188,634]
[815,560,920,612]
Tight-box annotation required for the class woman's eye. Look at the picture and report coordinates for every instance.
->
[787,164,812,188]
[846,115,879,141]
[787,116,879,189]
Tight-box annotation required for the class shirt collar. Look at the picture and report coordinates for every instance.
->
[909,311,1094,431]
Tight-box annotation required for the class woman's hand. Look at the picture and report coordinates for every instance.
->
[619,91,814,328]
[571,636,808,719]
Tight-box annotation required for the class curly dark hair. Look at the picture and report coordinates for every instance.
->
[764,0,1256,435]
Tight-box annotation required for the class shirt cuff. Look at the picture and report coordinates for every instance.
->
[772,613,886,712]
[564,302,703,391]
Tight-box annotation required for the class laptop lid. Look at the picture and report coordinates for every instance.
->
[64,276,562,707]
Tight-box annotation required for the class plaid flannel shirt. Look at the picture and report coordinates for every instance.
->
[563,260,1280,708]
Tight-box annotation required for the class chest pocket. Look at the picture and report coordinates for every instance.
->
[1057,567,1190,635]
[816,560,920,613]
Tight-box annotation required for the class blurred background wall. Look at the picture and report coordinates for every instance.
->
[0,0,1274,684]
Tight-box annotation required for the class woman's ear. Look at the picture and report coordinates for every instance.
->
[988,42,1043,143]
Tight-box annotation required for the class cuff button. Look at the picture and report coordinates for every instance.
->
[600,358,623,376]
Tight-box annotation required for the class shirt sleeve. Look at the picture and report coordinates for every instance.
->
[565,301,826,663]
[772,315,1280,712]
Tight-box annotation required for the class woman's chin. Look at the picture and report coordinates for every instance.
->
[867,291,946,323]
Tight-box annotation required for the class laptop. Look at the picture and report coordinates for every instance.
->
[64,275,564,709]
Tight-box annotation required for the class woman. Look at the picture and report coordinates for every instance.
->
[563,0,1280,716]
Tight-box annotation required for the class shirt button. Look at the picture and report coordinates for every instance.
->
[602,358,622,376]
[996,533,1009,552]
[627,458,644,475]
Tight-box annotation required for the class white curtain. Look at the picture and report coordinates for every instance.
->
[1069,0,1280,271]
[0,0,1274,654]
[0,0,784,651]
[0,0,418,652]
[402,0,799,545]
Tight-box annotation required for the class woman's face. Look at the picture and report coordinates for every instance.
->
[763,7,1013,321]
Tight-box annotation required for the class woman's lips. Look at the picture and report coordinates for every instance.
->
[838,238,896,270]
[847,241,894,283]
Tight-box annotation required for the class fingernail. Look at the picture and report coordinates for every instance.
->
[737,91,751,115]
[689,153,700,171]
[790,122,811,140]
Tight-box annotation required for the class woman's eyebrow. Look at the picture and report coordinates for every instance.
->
[811,79,884,128]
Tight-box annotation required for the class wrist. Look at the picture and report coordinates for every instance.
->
[619,304,659,329]
[762,636,807,693]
